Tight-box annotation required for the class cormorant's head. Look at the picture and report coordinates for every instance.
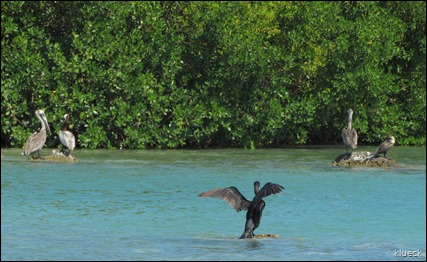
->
[253,181,261,195]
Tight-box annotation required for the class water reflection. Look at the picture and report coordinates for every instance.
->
[245,239,263,250]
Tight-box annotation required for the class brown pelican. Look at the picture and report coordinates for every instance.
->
[23,109,51,159]
[374,133,395,159]
[198,181,285,239]
[59,114,75,157]
[342,109,358,153]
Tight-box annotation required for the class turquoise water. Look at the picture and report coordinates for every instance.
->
[1,147,426,261]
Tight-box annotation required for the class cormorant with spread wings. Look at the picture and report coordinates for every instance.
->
[198,181,284,239]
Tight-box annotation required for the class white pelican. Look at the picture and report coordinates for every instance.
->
[23,109,51,159]
[341,109,358,153]
[59,114,75,157]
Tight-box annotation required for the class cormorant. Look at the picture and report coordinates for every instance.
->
[374,133,395,159]
[342,109,358,153]
[198,181,284,239]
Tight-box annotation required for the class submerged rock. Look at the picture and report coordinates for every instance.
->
[28,149,77,162]
[253,233,280,239]
[331,152,401,167]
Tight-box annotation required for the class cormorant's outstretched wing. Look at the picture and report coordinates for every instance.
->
[198,187,251,212]
[252,182,284,205]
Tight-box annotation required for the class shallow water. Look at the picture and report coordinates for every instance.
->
[1,146,426,261]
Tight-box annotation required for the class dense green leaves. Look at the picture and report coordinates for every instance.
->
[1,1,425,149]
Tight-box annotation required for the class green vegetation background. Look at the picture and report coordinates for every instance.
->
[1,1,426,149]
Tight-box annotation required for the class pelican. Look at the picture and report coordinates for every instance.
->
[374,133,395,159]
[198,181,285,239]
[59,114,75,157]
[23,109,51,159]
[342,109,358,153]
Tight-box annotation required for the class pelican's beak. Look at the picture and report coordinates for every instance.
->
[42,116,51,135]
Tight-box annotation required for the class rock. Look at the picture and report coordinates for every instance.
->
[331,151,401,167]
[253,233,280,239]
[28,149,77,162]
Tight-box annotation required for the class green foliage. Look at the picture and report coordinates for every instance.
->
[1,1,426,149]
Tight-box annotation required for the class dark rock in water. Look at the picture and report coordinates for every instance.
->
[332,151,401,167]
[28,149,77,162]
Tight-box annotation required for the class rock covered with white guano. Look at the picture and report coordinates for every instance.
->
[332,152,401,167]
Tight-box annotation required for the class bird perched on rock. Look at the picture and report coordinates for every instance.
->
[342,109,358,153]
[23,109,51,159]
[59,114,75,157]
[373,133,395,159]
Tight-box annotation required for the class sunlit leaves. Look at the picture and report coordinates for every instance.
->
[1,1,425,148]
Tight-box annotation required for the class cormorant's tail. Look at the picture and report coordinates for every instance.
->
[239,218,255,239]
[239,231,253,239]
